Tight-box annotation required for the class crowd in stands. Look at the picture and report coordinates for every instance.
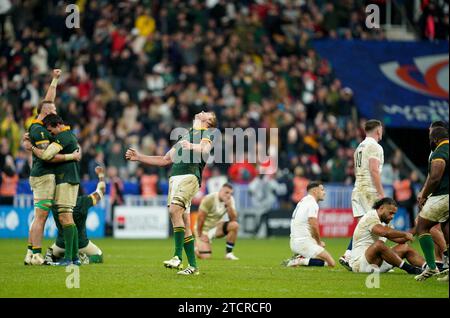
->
[0,0,440,209]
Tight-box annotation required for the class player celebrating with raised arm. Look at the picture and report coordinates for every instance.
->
[24,114,82,266]
[126,111,217,275]
[415,127,449,281]
[285,182,335,268]
[24,69,80,265]
[350,198,425,274]
[45,166,106,265]
[195,183,240,260]
[340,119,385,270]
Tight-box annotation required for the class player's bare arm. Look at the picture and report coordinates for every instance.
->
[91,166,106,204]
[180,139,212,155]
[417,160,446,208]
[371,224,414,242]
[225,199,237,222]
[22,136,80,163]
[42,69,61,103]
[369,158,384,198]
[125,147,174,167]
[196,210,208,242]
[308,217,323,246]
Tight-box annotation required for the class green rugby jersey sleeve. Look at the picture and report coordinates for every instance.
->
[430,148,448,162]
[30,125,52,146]
[201,129,215,144]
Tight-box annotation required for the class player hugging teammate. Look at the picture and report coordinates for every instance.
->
[22,69,104,266]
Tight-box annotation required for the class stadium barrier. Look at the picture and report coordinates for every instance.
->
[0,206,105,238]
[8,184,410,238]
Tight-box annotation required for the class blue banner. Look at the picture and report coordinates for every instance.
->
[0,207,105,238]
[313,40,449,128]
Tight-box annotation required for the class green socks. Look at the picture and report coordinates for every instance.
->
[173,227,185,260]
[32,247,42,254]
[72,226,79,260]
[419,233,436,270]
[184,235,197,268]
[63,224,76,262]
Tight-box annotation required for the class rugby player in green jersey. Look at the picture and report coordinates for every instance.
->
[24,114,82,266]
[24,69,81,265]
[126,111,217,275]
[415,126,449,281]
[45,166,105,265]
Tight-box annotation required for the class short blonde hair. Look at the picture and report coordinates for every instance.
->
[207,112,217,128]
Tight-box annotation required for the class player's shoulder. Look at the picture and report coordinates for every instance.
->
[29,120,46,133]
[56,128,76,142]
[299,195,318,209]
[363,209,380,222]
[431,149,449,161]
[201,192,216,204]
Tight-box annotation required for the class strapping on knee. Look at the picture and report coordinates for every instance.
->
[34,199,54,212]
[57,206,73,214]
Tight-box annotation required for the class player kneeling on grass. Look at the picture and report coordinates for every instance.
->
[195,183,239,260]
[349,197,425,274]
[285,182,336,267]
[44,166,105,265]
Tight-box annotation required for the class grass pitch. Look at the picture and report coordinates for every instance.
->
[0,238,448,298]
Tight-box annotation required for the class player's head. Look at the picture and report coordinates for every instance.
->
[219,183,234,201]
[37,100,57,117]
[194,111,217,128]
[43,113,65,135]
[429,120,448,133]
[307,181,325,202]
[373,197,397,223]
[364,119,383,141]
[429,126,449,150]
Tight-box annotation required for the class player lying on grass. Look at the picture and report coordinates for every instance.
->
[195,183,240,260]
[44,166,105,265]
[284,182,336,267]
[349,197,425,274]
[126,111,217,275]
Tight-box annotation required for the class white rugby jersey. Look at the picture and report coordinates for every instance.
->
[350,209,383,263]
[354,137,384,193]
[290,195,319,241]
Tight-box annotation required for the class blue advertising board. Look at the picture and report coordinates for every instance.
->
[0,207,105,238]
[313,40,449,128]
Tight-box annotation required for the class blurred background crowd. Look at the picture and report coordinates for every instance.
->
[0,0,447,213]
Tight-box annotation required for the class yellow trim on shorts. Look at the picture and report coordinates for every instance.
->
[35,140,49,145]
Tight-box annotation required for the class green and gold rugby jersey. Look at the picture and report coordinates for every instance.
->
[54,195,93,249]
[53,126,81,185]
[429,140,449,197]
[170,128,215,185]
[29,119,54,177]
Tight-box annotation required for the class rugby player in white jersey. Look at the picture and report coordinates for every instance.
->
[340,119,385,270]
[285,182,335,267]
[195,183,240,260]
[350,197,424,275]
